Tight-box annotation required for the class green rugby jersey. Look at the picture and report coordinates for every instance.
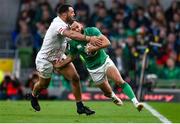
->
[68,27,108,70]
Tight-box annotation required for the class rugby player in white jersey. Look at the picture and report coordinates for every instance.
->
[27,4,102,115]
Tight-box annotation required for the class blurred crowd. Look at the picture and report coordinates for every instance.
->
[0,0,180,100]
[0,71,49,100]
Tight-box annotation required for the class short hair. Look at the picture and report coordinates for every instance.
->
[57,4,72,14]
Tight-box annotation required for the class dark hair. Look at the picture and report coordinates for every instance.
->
[57,4,72,14]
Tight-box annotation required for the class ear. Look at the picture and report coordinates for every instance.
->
[62,13,67,18]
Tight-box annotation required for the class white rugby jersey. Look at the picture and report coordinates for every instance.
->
[37,16,69,61]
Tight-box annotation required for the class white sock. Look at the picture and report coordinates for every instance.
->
[111,92,116,98]
[131,97,139,106]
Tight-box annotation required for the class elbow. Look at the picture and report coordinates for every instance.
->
[107,40,111,46]
[103,40,111,48]
[101,35,111,48]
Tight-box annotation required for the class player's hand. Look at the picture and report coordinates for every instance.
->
[89,36,102,47]
[53,58,64,68]
[85,43,94,53]
[70,21,83,32]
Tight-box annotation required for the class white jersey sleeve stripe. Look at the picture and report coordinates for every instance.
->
[58,27,66,35]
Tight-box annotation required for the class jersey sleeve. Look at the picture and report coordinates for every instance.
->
[67,41,78,56]
[54,22,68,35]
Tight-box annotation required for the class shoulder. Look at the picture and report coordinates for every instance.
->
[52,17,67,28]
[85,27,102,36]
[85,27,99,31]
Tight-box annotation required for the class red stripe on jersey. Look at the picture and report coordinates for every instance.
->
[58,28,65,34]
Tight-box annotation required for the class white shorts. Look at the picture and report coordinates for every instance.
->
[87,57,115,85]
[35,54,66,78]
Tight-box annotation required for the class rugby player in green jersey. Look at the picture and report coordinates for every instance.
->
[54,26,144,111]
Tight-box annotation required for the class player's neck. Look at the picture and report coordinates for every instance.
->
[59,15,67,23]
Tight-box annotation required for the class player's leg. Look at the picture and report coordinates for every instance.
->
[106,62,143,111]
[56,62,81,101]
[55,62,95,115]
[97,79,123,106]
[29,76,51,111]
[27,57,53,111]
[32,76,51,97]
[87,63,123,106]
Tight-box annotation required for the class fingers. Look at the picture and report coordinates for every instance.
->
[95,39,102,47]
[85,43,93,53]
[53,58,63,68]
[70,21,78,28]
[56,58,62,63]
[54,62,62,68]
[90,37,102,47]
[70,21,83,31]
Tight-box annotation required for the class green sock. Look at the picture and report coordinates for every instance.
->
[121,82,136,100]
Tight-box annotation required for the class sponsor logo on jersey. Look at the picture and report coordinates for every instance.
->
[77,44,82,49]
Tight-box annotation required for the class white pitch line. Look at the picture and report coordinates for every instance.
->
[144,103,172,124]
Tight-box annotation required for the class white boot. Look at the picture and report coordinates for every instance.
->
[131,98,144,112]
[111,92,123,106]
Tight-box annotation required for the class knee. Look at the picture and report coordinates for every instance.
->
[115,78,125,85]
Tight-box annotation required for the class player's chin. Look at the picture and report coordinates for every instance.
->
[68,18,74,24]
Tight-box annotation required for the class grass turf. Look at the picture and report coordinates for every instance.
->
[149,102,180,123]
[0,101,160,123]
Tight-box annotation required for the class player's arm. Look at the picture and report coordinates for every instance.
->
[54,55,76,69]
[86,35,111,53]
[69,21,82,31]
[61,29,102,47]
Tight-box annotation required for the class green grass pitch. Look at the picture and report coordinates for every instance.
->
[0,101,179,123]
[148,102,180,123]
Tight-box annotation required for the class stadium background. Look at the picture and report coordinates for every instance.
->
[0,0,180,123]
